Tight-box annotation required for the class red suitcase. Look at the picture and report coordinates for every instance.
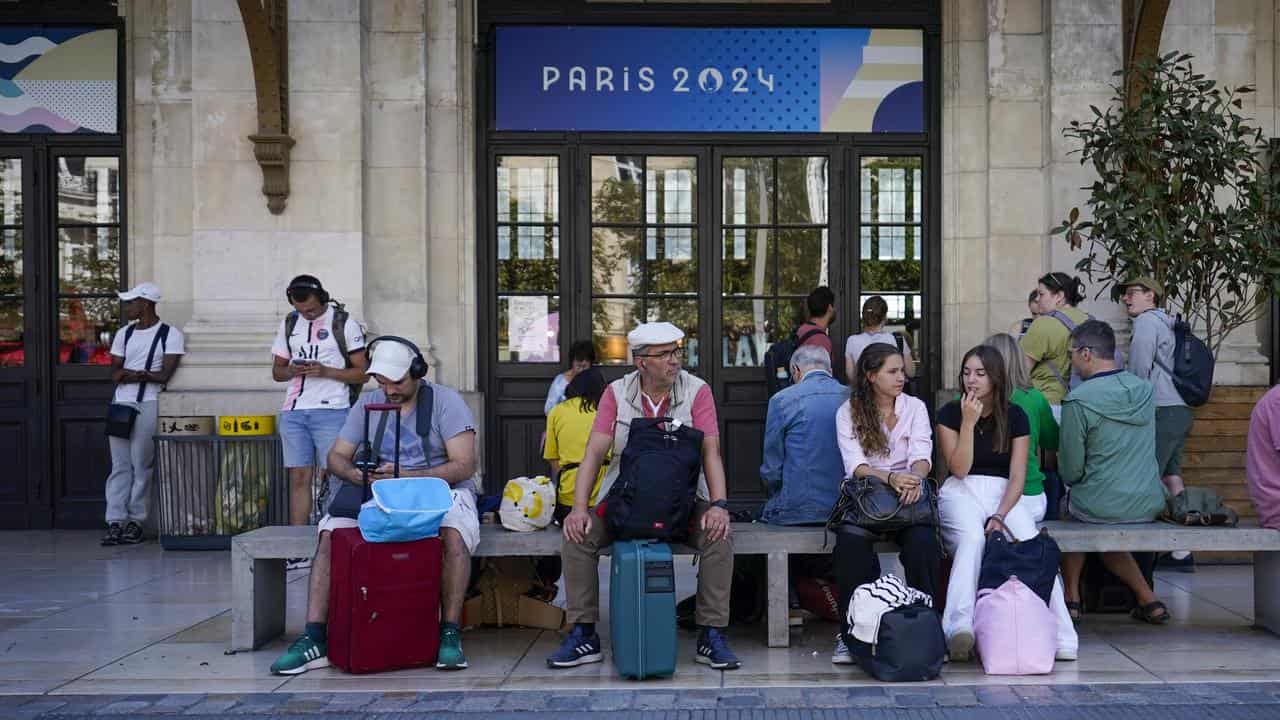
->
[327,528,443,673]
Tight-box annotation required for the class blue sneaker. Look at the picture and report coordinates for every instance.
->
[546,625,603,668]
[695,627,741,670]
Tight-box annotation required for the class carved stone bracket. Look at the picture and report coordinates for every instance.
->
[1122,0,1171,108]
[238,0,293,214]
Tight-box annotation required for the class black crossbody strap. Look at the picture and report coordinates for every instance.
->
[134,323,168,403]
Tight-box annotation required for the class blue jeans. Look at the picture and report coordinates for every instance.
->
[279,408,348,468]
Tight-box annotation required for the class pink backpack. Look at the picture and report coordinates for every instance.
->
[973,576,1055,675]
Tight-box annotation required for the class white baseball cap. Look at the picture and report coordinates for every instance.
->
[366,339,415,381]
[118,282,161,303]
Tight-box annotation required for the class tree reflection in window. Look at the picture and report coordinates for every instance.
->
[591,156,698,366]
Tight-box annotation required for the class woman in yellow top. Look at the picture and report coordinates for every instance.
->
[543,366,609,522]
[1020,272,1091,417]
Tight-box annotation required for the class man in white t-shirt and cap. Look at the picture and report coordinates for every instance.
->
[548,321,741,671]
[102,282,185,546]
[270,275,369,528]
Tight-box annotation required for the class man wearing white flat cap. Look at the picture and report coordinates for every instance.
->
[101,282,185,546]
[548,321,741,671]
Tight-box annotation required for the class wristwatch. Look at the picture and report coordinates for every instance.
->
[709,499,729,511]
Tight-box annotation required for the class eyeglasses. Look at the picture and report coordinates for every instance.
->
[1069,345,1092,356]
[635,347,684,361]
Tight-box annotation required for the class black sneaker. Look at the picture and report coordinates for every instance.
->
[120,521,144,545]
[101,522,122,546]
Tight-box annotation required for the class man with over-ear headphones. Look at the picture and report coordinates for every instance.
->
[271,275,370,534]
[269,335,480,676]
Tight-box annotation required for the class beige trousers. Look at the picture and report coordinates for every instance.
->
[562,501,734,628]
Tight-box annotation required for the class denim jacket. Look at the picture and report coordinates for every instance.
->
[759,370,850,525]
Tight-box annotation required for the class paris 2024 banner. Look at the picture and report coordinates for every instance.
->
[495,26,924,134]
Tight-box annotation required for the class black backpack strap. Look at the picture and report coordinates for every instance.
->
[284,310,299,355]
[415,381,435,442]
[796,326,824,344]
[893,332,904,353]
[331,303,349,360]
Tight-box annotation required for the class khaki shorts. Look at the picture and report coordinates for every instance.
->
[317,487,480,553]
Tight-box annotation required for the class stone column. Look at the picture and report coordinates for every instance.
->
[424,0,478,392]
[1047,0,1126,330]
[942,0,992,382]
[163,1,366,415]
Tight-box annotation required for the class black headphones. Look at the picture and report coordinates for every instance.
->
[286,275,330,305]
[367,335,429,380]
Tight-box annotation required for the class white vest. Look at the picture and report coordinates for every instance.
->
[596,369,710,502]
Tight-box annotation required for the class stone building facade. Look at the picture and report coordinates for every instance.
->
[0,0,1274,526]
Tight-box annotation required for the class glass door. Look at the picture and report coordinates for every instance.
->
[712,149,839,501]
[0,148,41,527]
[855,153,927,393]
[50,152,124,527]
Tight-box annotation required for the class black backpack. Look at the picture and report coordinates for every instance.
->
[763,326,825,397]
[284,301,364,405]
[603,417,703,541]
[847,603,946,682]
[1153,314,1214,407]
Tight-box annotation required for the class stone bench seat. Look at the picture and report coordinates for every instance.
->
[230,520,1280,652]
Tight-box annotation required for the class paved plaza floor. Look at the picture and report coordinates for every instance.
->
[0,530,1276,712]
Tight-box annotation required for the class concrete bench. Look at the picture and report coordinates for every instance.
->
[230,520,1280,653]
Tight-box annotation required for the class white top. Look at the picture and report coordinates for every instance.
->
[844,331,912,368]
[110,321,185,403]
[271,306,366,411]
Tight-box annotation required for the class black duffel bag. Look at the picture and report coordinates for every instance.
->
[603,417,702,541]
[848,602,946,682]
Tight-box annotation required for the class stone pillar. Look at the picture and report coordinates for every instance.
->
[942,0,991,382]
[163,1,366,415]
[986,0,1049,337]
[1046,0,1126,330]
[362,0,429,349]
[424,0,478,392]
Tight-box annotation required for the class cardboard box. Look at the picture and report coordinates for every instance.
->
[517,593,565,631]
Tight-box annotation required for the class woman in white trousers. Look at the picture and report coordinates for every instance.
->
[936,345,1077,662]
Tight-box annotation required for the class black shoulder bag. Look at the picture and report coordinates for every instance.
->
[105,324,169,439]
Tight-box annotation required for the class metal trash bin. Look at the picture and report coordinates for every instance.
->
[155,434,288,550]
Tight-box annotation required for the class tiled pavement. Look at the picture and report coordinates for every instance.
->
[3,684,1280,718]
[1,530,1279,703]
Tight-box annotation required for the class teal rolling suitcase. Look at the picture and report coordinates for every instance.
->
[610,540,677,679]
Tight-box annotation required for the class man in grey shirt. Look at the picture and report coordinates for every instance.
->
[1122,276,1193,569]
[269,337,479,676]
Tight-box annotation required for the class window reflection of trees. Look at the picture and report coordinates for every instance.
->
[57,157,122,365]
[496,156,561,362]
[591,156,699,366]
[721,156,829,367]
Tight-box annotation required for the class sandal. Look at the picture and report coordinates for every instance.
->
[1065,601,1082,626]
[1130,600,1171,625]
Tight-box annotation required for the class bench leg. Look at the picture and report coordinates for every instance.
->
[767,552,789,648]
[231,544,286,652]
[1255,551,1280,636]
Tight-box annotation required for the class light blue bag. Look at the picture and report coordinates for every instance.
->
[357,477,453,543]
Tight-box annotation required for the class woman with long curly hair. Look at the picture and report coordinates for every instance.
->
[830,342,939,666]
[936,344,1076,663]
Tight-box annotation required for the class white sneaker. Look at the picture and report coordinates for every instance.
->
[831,634,855,665]
[1056,647,1078,661]
[947,631,975,662]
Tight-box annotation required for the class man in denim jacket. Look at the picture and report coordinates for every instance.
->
[759,344,850,525]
